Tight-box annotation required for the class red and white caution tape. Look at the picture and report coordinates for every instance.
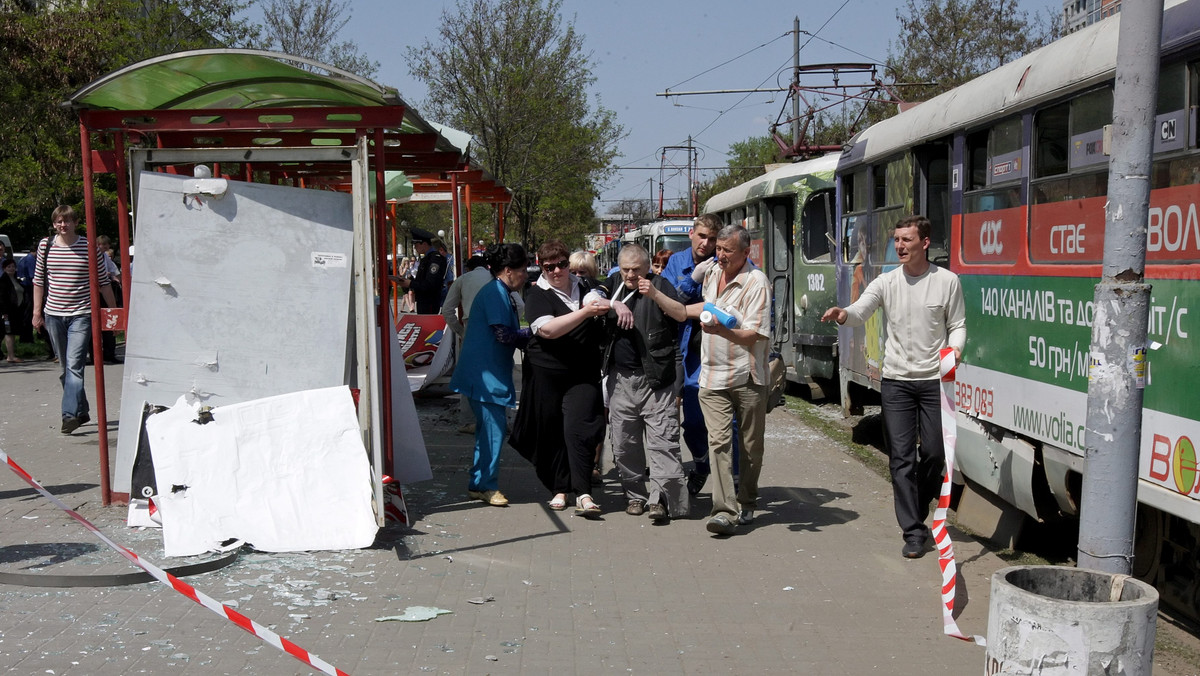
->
[934,348,986,645]
[0,448,350,675]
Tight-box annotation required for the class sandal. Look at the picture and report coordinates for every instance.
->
[548,493,567,511]
[575,494,601,518]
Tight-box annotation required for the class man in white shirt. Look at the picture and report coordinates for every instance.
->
[822,215,966,559]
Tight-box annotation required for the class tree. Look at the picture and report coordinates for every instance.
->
[887,0,1059,103]
[607,198,654,224]
[0,0,259,248]
[260,0,378,78]
[406,0,624,249]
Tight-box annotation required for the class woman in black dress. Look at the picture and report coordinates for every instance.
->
[510,240,611,516]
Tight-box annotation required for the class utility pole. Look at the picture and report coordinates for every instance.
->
[1076,2,1164,573]
[792,16,800,150]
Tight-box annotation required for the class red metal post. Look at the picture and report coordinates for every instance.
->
[373,128,396,477]
[114,133,132,310]
[79,122,113,506]
[450,173,460,254]
[461,184,472,276]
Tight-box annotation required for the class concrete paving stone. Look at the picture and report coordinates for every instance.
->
[2,360,1199,674]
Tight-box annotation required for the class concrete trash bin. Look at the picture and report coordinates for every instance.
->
[985,566,1158,675]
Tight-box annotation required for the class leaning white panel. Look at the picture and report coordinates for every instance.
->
[147,386,377,557]
[114,171,355,492]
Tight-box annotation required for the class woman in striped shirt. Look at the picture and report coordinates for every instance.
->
[32,205,117,435]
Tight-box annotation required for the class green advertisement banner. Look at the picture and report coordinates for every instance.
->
[961,274,1196,421]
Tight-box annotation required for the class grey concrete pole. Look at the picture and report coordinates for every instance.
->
[1077,2,1164,573]
[793,16,801,153]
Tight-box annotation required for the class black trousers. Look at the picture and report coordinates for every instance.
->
[510,365,605,498]
[880,378,945,542]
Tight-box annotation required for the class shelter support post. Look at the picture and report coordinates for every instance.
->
[450,173,461,259]
[371,128,396,477]
[79,122,114,506]
[114,133,133,310]
[462,184,472,275]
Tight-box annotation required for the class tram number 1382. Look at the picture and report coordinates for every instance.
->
[955,381,995,418]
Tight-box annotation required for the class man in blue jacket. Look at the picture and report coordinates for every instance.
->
[660,214,720,495]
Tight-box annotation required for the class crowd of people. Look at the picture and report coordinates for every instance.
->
[440,215,780,536]
[439,213,965,551]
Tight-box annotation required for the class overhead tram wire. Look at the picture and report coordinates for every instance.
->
[664,32,793,92]
[689,54,792,141]
[666,0,867,146]
[800,31,885,66]
[798,0,856,52]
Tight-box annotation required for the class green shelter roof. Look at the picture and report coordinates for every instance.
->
[69,49,403,112]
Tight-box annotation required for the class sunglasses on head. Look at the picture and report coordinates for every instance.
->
[540,260,569,272]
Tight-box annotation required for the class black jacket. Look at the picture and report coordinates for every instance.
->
[601,272,681,392]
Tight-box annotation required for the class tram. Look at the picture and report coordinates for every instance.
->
[833,0,1200,617]
[703,153,839,396]
[637,219,694,256]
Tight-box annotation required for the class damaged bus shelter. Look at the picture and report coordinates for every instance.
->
[66,49,511,532]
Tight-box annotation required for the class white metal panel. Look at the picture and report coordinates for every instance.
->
[114,171,355,492]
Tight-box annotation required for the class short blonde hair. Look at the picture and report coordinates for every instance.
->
[568,250,598,278]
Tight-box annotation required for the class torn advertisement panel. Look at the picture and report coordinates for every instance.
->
[388,306,432,486]
[146,386,377,557]
[396,313,454,392]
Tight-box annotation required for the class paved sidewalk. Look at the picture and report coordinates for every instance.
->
[0,359,1191,674]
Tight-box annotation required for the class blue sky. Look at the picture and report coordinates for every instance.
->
[288,0,1056,212]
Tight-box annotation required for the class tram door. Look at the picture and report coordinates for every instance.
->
[763,197,794,354]
[914,140,952,263]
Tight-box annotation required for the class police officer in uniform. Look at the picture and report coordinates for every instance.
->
[400,227,448,314]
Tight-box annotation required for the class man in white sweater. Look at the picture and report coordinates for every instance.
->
[822,215,966,559]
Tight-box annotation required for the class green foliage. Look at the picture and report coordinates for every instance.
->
[260,0,379,78]
[606,198,654,223]
[0,0,258,249]
[887,0,1059,103]
[406,0,624,250]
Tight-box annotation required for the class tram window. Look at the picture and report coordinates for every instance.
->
[1035,103,1070,178]
[966,130,988,191]
[1158,61,1185,114]
[875,156,911,210]
[842,215,864,264]
[1073,88,1112,135]
[800,190,833,263]
[1152,155,1200,189]
[873,163,888,208]
[1030,171,1106,204]
[990,117,1022,157]
[770,203,790,270]
[844,168,869,213]
[965,187,1020,212]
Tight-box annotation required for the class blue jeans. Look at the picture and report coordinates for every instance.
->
[44,314,91,420]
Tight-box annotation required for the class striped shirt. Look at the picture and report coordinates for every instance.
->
[33,235,110,317]
[698,260,771,390]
